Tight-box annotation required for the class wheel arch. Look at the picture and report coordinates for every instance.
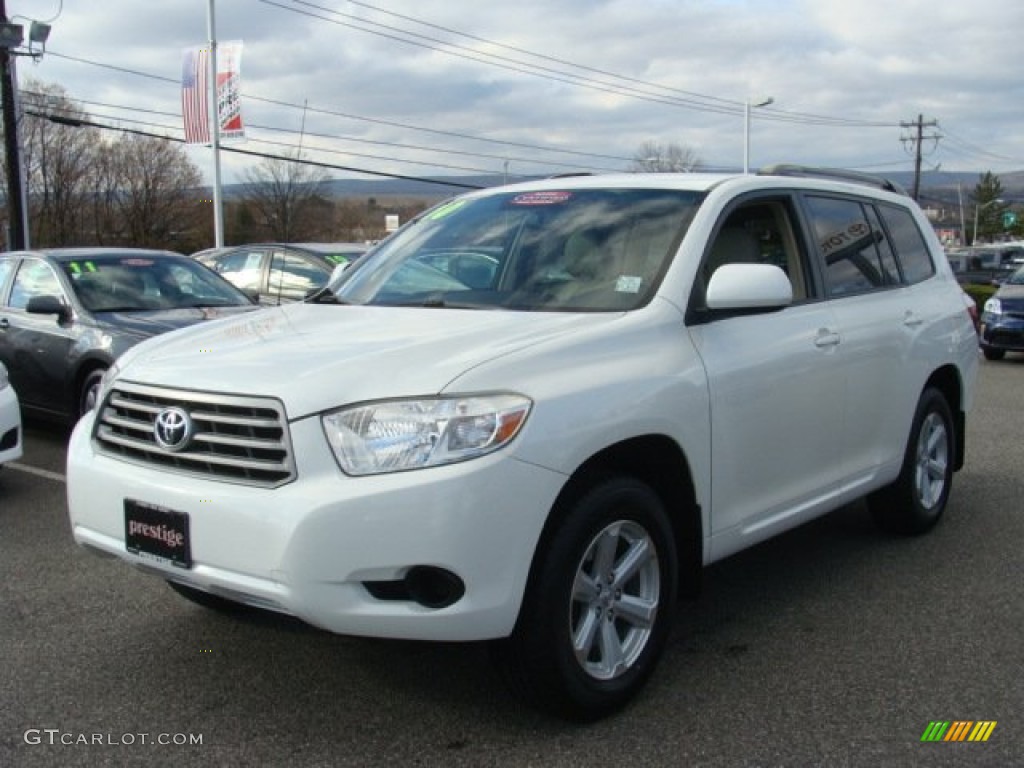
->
[527,435,703,604]
[923,364,965,471]
[70,355,112,416]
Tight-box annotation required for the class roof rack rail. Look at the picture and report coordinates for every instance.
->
[757,164,908,196]
[547,172,594,179]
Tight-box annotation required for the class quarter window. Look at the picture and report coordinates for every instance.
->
[878,204,935,284]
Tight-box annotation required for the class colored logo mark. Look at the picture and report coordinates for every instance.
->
[921,721,997,742]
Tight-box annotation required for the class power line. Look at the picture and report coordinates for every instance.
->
[43,51,634,166]
[24,90,626,174]
[25,109,485,190]
[938,124,1024,165]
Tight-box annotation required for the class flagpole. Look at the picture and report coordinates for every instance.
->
[206,0,225,247]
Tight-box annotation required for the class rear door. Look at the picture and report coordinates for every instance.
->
[800,194,938,482]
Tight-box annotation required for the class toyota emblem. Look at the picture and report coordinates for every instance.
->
[153,407,194,452]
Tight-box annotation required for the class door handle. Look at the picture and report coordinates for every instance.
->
[0,317,9,330]
[814,328,841,348]
[903,311,923,327]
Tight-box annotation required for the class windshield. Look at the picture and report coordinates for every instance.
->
[58,253,251,312]
[1008,265,1024,285]
[332,188,700,311]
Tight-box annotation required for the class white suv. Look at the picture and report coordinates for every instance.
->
[0,362,22,466]
[66,167,978,719]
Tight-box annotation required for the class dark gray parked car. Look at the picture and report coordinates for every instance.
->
[0,248,257,421]
[980,264,1024,360]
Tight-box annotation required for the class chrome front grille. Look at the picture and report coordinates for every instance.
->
[94,384,295,487]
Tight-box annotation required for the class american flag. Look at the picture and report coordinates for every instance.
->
[182,46,210,144]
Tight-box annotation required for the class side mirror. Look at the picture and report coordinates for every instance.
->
[706,263,793,312]
[25,294,71,321]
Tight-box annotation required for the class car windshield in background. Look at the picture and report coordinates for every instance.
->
[286,243,370,270]
[1006,265,1024,285]
[334,188,700,311]
[57,253,251,312]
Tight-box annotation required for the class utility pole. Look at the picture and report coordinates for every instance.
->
[900,114,940,202]
[0,0,26,249]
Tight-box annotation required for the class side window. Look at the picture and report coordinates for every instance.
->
[214,251,263,293]
[9,260,64,309]
[268,252,327,302]
[702,199,812,301]
[877,204,936,284]
[804,196,891,297]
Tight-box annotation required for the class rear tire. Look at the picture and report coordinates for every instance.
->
[492,477,678,721]
[869,387,954,535]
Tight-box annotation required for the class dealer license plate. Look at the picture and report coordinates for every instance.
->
[124,500,192,569]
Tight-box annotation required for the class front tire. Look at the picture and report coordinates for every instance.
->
[982,348,1005,361]
[78,368,106,419]
[492,477,678,720]
[869,387,955,535]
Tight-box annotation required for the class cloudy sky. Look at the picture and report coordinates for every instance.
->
[13,0,1024,188]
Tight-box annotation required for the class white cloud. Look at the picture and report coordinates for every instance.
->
[13,0,1024,185]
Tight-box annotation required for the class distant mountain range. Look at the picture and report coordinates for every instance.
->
[889,170,1024,203]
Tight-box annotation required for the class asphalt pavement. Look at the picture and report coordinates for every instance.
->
[1,358,1022,767]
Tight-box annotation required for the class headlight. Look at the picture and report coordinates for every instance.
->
[983,297,1002,315]
[0,362,8,390]
[322,394,532,476]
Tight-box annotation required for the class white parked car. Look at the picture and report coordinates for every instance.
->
[66,167,979,719]
[0,362,23,466]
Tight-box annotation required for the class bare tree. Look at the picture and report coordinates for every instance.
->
[19,81,101,246]
[239,149,332,241]
[629,141,702,173]
[10,80,206,250]
[91,134,204,249]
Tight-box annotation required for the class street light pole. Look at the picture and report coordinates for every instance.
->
[743,96,773,174]
[972,198,1004,246]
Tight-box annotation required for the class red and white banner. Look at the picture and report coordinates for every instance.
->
[181,40,244,145]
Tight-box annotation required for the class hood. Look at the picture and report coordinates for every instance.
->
[116,304,621,419]
[94,305,257,338]
[995,283,1024,303]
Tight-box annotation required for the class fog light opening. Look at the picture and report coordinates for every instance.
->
[404,566,465,609]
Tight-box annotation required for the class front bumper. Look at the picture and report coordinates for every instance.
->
[979,313,1024,352]
[66,410,565,641]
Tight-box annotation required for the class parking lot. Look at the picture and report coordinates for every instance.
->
[1,358,1022,767]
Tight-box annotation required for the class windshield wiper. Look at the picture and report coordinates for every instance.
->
[388,297,489,309]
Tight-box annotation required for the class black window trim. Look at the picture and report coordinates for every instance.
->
[685,190,822,325]
[794,190,920,302]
